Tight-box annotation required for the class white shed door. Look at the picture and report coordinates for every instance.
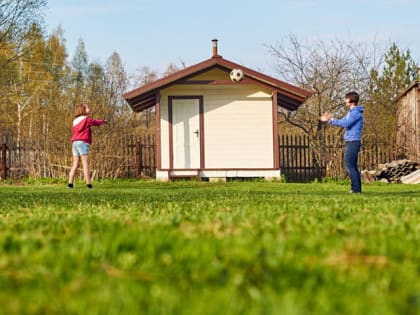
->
[172,98,200,168]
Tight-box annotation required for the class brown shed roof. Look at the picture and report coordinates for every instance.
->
[124,54,312,112]
[394,80,420,102]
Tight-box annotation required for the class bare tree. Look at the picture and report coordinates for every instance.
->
[129,61,187,131]
[132,66,159,86]
[268,34,384,173]
[162,60,186,77]
[104,51,128,113]
[269,34,383,137]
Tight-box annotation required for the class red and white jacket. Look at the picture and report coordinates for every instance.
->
[71,116,106,145]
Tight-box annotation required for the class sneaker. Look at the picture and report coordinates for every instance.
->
[87,184,93,189]
[67,183,74,189]
[349,190,361,194]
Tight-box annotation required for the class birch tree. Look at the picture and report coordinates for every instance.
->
[4,24,48,146]
[0,0,46,140]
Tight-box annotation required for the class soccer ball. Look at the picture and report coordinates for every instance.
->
[230,68,244,82]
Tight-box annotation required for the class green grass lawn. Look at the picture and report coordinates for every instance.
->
[0,180,419,315]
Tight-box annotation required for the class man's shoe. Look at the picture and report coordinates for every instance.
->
[67,183,74,189]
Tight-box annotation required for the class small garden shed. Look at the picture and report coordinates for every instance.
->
[123,39,312,181]
[395,81,420,162]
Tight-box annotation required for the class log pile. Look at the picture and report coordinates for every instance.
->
[361,159,419,183]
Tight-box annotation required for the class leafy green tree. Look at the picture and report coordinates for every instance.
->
[365,43,419,143]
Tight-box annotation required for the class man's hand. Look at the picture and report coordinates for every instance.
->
[320,112,333,122]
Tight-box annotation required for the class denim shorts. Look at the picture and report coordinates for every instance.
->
[72,141,90,156]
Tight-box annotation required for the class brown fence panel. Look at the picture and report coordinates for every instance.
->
[279,135,395,182]
[279,135,325,182]
[1,141,33,179]
[0,135,157,180]
[1,143,8,179]
[136,134,156,178]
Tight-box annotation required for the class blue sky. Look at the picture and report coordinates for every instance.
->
[45,0,420,77]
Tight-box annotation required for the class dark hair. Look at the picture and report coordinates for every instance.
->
[74,103,88,118]
[345,91,359,105]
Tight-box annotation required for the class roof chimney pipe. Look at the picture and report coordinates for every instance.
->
[212,38,220,58]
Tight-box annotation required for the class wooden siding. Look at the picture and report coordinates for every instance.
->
[186,68,229,81]
[396,83,420,161]
[159,83,274,170]
[203,88,273,168]
[160,97,170,169]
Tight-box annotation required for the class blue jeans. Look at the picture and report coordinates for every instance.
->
[344,141,361,192]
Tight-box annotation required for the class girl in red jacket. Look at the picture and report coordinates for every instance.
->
[68,103,107,189]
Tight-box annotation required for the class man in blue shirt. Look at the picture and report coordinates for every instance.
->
[320,92,364,193]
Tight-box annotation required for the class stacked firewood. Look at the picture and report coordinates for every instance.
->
[361,159,419,183]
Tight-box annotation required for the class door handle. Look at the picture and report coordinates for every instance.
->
[193,129,199,137]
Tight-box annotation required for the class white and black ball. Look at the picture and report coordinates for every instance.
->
[230,69,244,82]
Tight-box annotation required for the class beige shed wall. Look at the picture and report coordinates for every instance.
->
[159,99,170,169]
[159,83,274,169]
[203,87,273,168]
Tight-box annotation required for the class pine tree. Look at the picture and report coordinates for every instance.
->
[365,43,419,143]
[71,38,89,101]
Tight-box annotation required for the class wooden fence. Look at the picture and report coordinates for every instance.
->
[279,135,324,182]
[91,135,156,179]
[279,135,396,182]
[0,135,156,180]
[1,134,396,182]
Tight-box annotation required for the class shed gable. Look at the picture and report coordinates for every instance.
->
[123,47,312,112]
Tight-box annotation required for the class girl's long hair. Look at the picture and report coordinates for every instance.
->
[74,103,88,118]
